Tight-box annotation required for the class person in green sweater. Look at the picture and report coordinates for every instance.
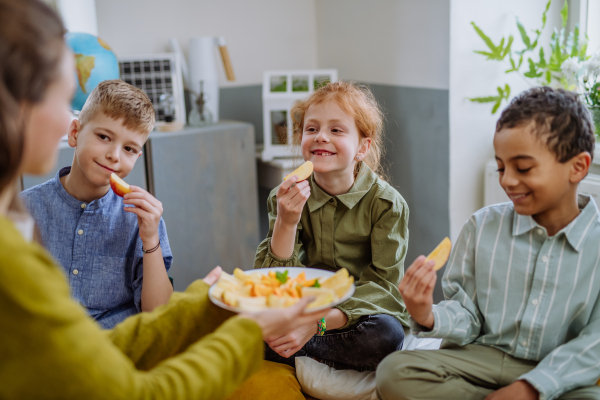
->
[0,1,328,398]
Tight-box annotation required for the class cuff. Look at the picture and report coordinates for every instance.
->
[334,305,357,329]
[519,368,563,400]
[411,306,444,338]
[264,238,298,266]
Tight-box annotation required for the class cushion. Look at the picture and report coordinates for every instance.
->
[296,333,443,400]
[226,360,305,400]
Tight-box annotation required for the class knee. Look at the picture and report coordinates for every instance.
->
[367,314,405,355]
[376,353,413,400]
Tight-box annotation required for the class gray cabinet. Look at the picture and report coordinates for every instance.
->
[147,122,259,290]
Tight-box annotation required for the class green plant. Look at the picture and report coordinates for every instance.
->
[469,0,588,113]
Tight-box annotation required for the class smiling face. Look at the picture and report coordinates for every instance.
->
[494,121,586,218]
[300,100,370,179]
[68,112,145,188]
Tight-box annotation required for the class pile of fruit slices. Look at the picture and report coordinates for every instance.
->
[212,268,354,311]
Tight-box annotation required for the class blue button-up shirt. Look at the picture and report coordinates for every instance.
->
[413,195,600,400]
[21,167,173,329]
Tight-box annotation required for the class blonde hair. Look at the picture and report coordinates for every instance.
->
[78,79,155,134]
[290,81,386,178]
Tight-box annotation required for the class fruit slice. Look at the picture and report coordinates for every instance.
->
[320,268,350,290]
[284,161,314,182]
[109,173,132,197]
[425,237,452,271]
[301,287,335,309]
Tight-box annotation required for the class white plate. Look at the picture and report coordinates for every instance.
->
[208,267,355,313]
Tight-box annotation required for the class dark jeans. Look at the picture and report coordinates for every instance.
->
[265,314,405,371]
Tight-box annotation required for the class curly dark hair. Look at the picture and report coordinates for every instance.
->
[495,86,595,163]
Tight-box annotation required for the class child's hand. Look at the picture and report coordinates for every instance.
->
[123,186,163,246]
[276,176,311,227]
[398,256,436,329]
[484,380,539,400]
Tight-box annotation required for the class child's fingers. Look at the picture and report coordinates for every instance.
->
[123,206,153,220]
[124,189,163,209]
[290,187,311,210]
[269,334,292,348]
[202,266,222,285]
[277,176,298,197]
[401,256,427,289]
[408,262,434,293]
[123,198,160,215]
[414,268,436,294]
[424,271,437,296]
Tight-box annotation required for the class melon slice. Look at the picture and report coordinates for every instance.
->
[425,237,452,271]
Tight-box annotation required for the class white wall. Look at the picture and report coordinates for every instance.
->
[315,0,450,89]
[95,0,318,87]
[449,0,563,240]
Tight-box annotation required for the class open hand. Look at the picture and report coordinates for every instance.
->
[266,319,318,358]
[276,176,310,227]
[398,256,436,329]
[241,297,329,342]
[484,380,539,400]
[123,186,163,246]
[203,266,222,286]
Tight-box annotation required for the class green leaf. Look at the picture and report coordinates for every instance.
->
[504,84,511,99]
[492,100,502,114]
[516,19,532,49]
[312,281,321,288]
[471,22,504,60]
[560,0,568,28]
[539,47,547,68]
[471,22,497,53]
[571,24,580,57]
[524,58,543,78]
[541,0,551,29]
[502,35,514,58]
[275,270,289,284]
[469,96,501,103]
[545,70,552,84]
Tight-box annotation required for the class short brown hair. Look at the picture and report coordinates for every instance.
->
[78,79,155,134]
[291,81,386,178]
[496,87,595,162]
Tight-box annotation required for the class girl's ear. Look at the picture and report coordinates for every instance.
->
[357,137,372,159]
[570,151,591,184]
[67,119,81,148]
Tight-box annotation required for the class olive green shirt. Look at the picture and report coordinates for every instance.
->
[0,215,263,399]
[254,162,409,328]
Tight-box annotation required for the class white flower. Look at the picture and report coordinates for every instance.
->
[583,53,600,79]
[562,57,581,78]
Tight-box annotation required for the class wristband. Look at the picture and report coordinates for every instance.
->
[317,318,326,336]
[142,240,160,254]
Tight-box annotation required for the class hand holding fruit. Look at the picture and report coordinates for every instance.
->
[122,185,164,246]
[276,176,311,227]
[398,256,436,330]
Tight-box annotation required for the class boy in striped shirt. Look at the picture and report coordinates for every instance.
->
[377,87,600,400]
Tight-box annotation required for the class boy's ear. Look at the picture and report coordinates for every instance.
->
[67,119,81,148]
[570,151,592,184]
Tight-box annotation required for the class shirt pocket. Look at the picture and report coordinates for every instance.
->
[85,255,133,310]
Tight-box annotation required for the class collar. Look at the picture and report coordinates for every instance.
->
[512,194,600,252]
[306,162,378,212]
[52,166,114,211]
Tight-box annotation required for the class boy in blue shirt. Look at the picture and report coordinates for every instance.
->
[21,80,173,329]
[377,87,600,400]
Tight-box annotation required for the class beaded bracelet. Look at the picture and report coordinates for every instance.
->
[317,318,326,336]
[142,241,160,254]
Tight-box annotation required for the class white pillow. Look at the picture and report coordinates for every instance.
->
[295,357,378,400]
[295,334,443,400]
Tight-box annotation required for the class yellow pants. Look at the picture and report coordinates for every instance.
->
[227,360,305,400]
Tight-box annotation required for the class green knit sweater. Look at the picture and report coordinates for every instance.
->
[0,215,263,399]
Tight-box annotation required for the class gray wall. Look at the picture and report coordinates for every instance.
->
[369,84,450,302]
[220,85,263,145]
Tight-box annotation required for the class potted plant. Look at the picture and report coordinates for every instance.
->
[469,0,590,119]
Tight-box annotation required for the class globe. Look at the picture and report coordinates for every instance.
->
[65,32,119,111]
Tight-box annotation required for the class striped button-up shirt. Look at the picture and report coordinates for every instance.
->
[414,195,600,400]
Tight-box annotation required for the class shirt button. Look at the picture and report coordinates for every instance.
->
[73,269,79,275]
[329,199,334,203]
[542,256,549,263]
[81,203,86,209]
[532,299,539,305]
[537,228,543,235]
[77,229,83,235]
[521,340,528,347]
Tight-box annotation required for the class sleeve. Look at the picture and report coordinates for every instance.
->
[413,217,484,344]
[132,218,173,311]
[254,187,305,269]
[0,238,263,400]
[519,293,600,400]
[336,195,409,328]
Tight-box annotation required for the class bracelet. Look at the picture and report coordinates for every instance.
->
[142,240,160,254]
[317,318,326,336]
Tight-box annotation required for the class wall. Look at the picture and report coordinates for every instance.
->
[315,0,450,301]
[95,0,318,87]
[449,0,564,240]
